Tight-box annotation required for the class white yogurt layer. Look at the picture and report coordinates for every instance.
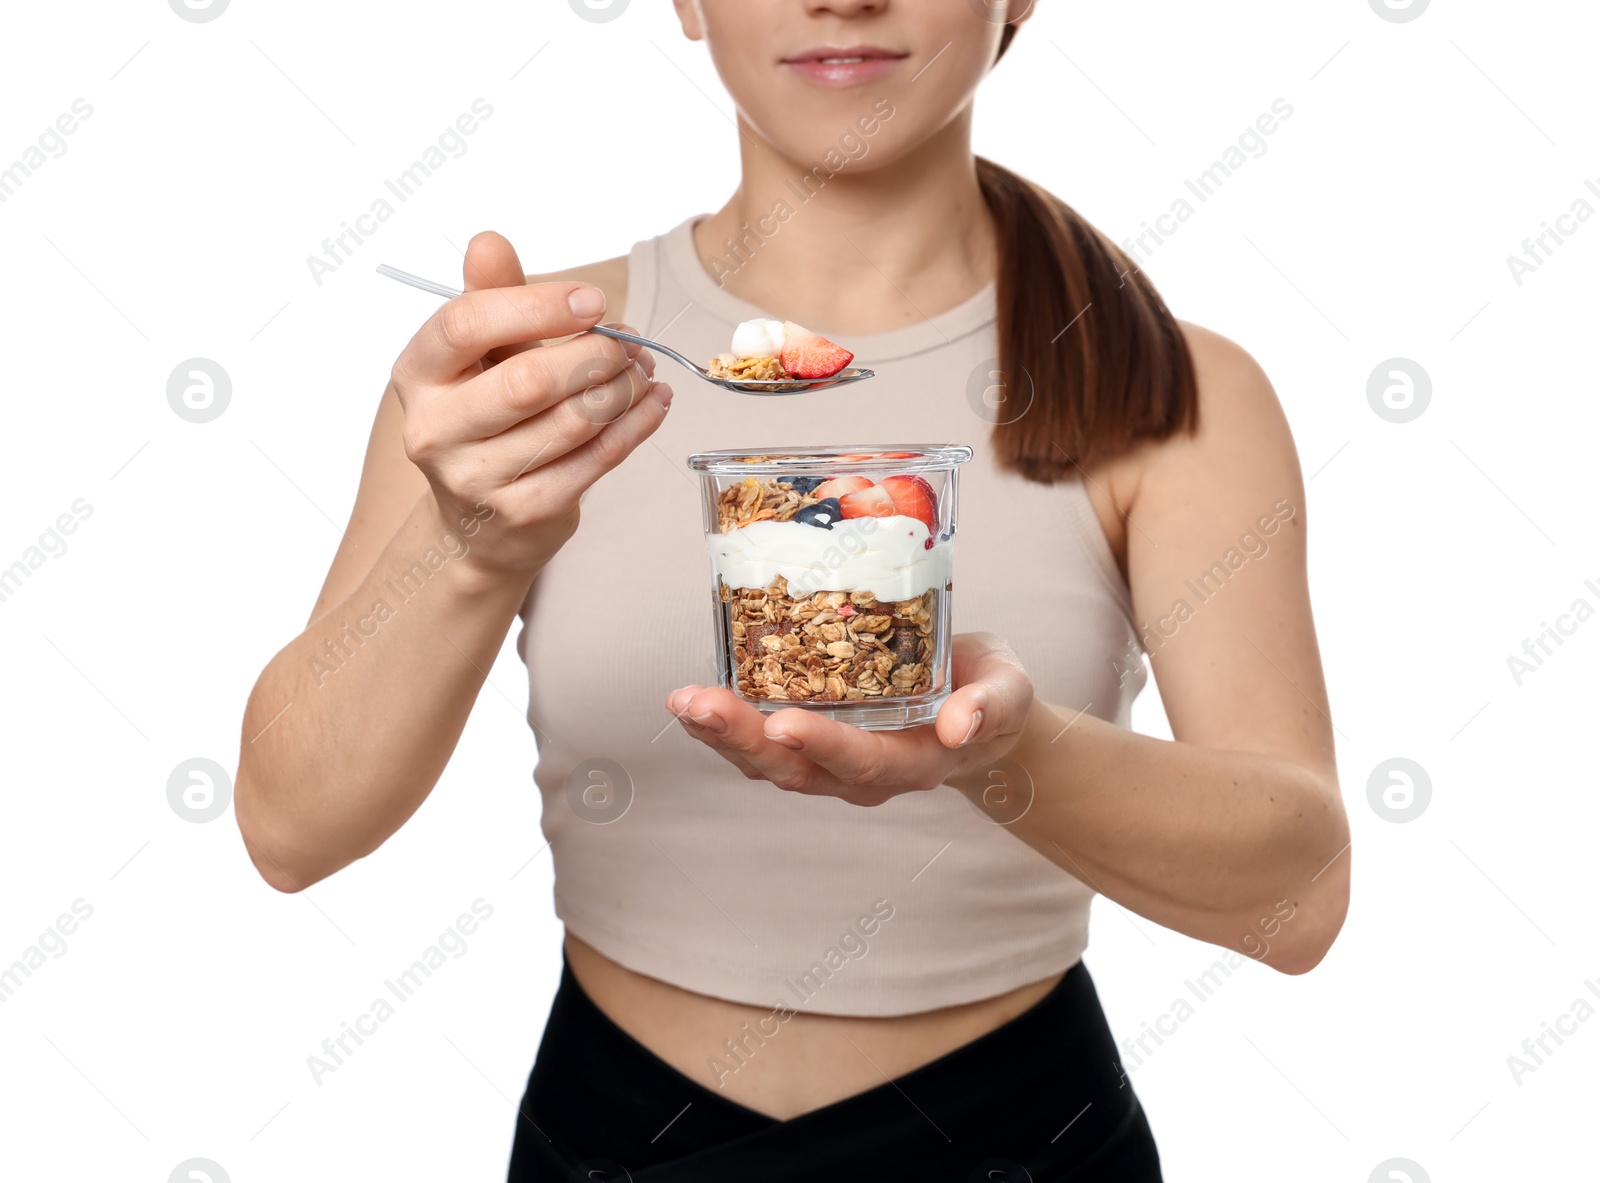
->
[709,515,951,602]
[730,318,787,359]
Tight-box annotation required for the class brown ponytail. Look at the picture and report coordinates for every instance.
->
[979,23,1199,483]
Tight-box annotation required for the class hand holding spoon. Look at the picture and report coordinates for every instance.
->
[376,264,875,397]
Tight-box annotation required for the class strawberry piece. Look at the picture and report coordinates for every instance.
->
[837,453,879,462]
[837,604,857,617]
[879,451,919,458]
[813,475,872,500]
[839,485,896,519]
[880,474,938,537]
[781,321,854,379]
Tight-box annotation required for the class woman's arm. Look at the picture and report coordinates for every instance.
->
[959,325,1347,973]
[235,236,670,892]
[665,324,1348,974]
[235,487,533,894]
[962,699,1343,974]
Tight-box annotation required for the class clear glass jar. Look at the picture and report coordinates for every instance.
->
[686,444,974,730]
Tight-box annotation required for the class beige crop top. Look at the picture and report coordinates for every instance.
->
[514,214,1147,1017]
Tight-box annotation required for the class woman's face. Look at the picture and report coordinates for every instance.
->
[674,0,1030,171]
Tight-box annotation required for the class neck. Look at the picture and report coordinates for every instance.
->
[691,107,997,336]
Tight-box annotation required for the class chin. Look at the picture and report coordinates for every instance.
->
[742,96,926,177]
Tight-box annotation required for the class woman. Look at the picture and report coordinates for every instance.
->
[235,1,1350,1179]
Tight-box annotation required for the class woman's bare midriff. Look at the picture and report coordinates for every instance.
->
[563,930,1067,1121]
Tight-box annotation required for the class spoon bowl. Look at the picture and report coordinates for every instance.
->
[376,264,875,396]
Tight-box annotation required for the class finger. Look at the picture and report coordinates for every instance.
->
[666,686,706,714]
[611,328,656,379]
[935,632,1035,750]
[400,281,613,385]
[679,687,840,797]
[452,332,640,439]
[540,348,654,437]
[479,320,655,426]
[676,717,768,780]
[679,687,767,739]
[666,687,768,779]
[760,707,934,790]
[478,377,673,529]
[476,352,655,481]
[668,685,768,777]
[502,358,657,479]
[506,377,673,498]
[461,231,538,368]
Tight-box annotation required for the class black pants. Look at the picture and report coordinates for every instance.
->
[507,949,1163,1182]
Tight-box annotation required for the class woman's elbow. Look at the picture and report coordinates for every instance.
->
[234,773,334,893]
[1264,870,1350,975]
[1266,775,1351,974]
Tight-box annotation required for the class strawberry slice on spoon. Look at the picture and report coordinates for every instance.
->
[781,321,854,379]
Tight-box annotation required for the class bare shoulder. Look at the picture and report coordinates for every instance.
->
[525,254,630,324]
[1174,320,1293,452]
[1130,320,1302,494]
[1127,319,1305,533]
[1081,320,1300,572]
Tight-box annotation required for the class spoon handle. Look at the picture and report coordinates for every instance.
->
[376,264,461,300]
[376,264,704,377]
[586,324,701,375]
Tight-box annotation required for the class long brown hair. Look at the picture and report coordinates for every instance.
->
[979,23,1198,483]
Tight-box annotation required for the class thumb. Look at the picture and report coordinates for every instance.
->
[462,230,536,366]
[936,632,1032,750]
[463,229,525,292]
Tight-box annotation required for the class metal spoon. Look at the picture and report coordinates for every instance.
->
[376,264,875,396]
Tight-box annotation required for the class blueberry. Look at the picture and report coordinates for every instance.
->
[785,475,825,495]
[794,497,842,530]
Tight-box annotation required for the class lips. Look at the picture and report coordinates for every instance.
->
[783,45,905,63]
[782,45,908,86]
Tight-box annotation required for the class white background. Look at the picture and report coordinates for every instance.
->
[1,1,1596,1179]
